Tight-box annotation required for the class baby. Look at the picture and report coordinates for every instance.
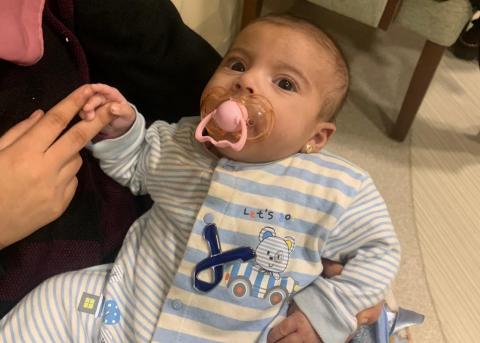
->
[0,15,400,343]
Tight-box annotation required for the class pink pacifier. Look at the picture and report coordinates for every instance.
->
[195,87,275,151]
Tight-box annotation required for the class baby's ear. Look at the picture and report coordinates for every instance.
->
[308,121,336,153]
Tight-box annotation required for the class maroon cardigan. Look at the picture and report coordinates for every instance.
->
[0,0,220,318]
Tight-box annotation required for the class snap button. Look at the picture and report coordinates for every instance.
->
[171,299,183,311]
[203,213,215,224]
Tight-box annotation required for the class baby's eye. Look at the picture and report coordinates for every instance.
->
[275,78,297,92]
[230,61,246,72]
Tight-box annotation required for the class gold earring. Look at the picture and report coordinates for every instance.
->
[303,144,313,154]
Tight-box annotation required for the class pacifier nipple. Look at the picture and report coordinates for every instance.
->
[213,100,245,132]
[195,99,248,151]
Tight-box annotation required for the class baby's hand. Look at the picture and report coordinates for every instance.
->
[79,83,136,139]
[267,302,323,343]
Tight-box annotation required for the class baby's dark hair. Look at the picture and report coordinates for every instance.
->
[248,14,350,122]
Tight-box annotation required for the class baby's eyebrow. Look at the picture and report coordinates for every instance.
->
[225,47,249,57]
[275,62,310,88]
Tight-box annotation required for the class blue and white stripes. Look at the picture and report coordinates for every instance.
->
[0,115,400,343]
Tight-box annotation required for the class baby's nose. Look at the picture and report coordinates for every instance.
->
[233,72,256,94]
[234,82,254,94]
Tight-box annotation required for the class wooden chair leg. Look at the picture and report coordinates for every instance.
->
[391,40,446,141]
[378,0,403,31]
[241,0,264,29]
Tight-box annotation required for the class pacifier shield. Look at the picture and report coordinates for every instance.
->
[198,87,274,146]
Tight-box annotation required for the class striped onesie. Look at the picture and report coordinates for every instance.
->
[0,114,400,343]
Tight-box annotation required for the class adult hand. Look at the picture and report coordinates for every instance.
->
[80,83,136,139]
[267,302,323,343]
[267,259,384,342]
[0,85,114,249]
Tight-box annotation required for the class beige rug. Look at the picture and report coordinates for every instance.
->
[411,51,480,343]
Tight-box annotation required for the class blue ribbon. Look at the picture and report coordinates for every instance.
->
[194,223,256,292]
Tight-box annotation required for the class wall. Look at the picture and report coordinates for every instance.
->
[171,0,297,54]
[171,0,242,54]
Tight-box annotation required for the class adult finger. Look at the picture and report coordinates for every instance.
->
[356,301,384,325]
[321,258,344,278]
[82,94,107,120]
[276,332,302,343]
[46,104,114,163]
[61,176,79,215]
[268,317,298,343]
[42,176,79,224]
[0,110,44,150]
[57,154,83,184]
[22,84,94,151]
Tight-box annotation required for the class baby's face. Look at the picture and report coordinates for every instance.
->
[203,21,333,163]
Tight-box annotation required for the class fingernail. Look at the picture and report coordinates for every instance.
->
[30,110,43,119]
[111,105,118,114]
